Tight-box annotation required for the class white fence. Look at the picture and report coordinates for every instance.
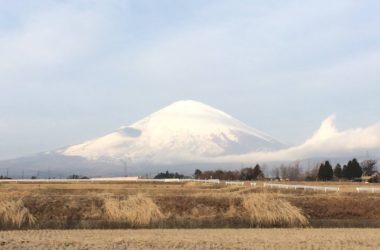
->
[224,181,256,187]
[225,181,244,186]
[0,178,222,184]
[0,178,258,187]
[356,187,380,193]
[264,183,340,192]
[183,179,221,184]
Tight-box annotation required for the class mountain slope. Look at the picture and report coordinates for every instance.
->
[62,100,285,164]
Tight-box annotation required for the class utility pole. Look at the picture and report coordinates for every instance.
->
[22,169,24,179]
[121,159,127,177]
[124,161,127,177]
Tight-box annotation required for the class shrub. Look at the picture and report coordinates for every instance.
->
[0,199,36,228]
[103,194,164,227]
[242,193,309,227]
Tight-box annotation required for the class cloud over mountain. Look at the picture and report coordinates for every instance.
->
[222,115,380,163]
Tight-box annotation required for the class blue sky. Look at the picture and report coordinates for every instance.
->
[1,0,380,160]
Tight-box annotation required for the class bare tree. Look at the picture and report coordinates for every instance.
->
[304,163,319,181]
[361,160,377,176]
[271,167,280,179]
[279,162,302,181]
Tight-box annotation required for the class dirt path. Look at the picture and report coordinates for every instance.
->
[0,228,379,249]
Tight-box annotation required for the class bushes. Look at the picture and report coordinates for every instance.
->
[242,193,309,227]
[0,199,36,228]
[103,194,164,227]
[3,192,310,229]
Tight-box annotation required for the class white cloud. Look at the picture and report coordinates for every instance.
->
[281,116,380,159]
[217,116,380,163]
[94,114,380,165]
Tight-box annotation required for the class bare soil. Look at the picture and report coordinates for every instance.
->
[0,228,379,249]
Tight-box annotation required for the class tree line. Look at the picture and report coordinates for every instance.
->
[315,159,378,181]
[194,164,265,181]
[150,158,379,183]
[154,171,186,179]
[153,165,265,181]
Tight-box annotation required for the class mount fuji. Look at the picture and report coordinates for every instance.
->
[0,100,285,177]
[62,100,285,164]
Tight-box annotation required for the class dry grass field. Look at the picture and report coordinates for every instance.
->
[0,228,380,249]
[1,181,380,249]
[0,180,379,229]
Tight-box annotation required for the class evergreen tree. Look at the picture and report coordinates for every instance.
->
[252,164,264,180]
[334,164,343,179]
[194,169,202,179]
[345,160,354,179]
[344,159,363,179]
[325,161,333,180]
[317,162,325,180]
[342,164,348,179]
[318,161,333,181]
[351,158,363,178]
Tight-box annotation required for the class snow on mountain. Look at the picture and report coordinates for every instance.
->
[62,100,285,164]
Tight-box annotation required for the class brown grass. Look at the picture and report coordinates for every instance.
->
[242,193,309,227]
[289,193,380,219]
[103,193,164,227]
[0,181,379,229]
[0,199,36,228]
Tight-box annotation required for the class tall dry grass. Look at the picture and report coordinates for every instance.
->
[103,193,164,227]
[0,199,37,228]
[242,193,309,227]
[4,182,376,229]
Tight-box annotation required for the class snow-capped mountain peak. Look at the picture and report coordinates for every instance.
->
[63,100,285,164]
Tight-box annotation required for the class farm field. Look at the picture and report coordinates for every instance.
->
[1,180,380,229]
[1,228,380,249]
